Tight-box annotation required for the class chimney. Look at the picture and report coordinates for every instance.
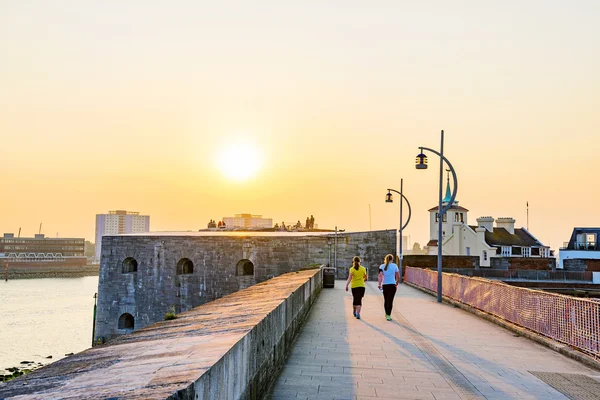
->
[476,217,494,232]
[496,217,516,234]
[475,227,486,243]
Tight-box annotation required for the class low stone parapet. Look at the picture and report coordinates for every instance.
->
[0,268,322,399]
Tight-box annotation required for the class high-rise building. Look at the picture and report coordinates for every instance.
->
[95,210,150,261]
[222,214,272,230]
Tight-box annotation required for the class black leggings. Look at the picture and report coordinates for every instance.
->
[351,287,365,306]
[382,284,397,315]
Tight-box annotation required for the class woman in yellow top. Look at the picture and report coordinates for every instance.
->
[345,256,367,319]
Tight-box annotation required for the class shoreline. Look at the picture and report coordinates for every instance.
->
[2,265,99,280]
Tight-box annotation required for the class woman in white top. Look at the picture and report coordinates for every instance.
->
[378,254,400,321]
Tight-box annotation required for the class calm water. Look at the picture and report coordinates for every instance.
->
[0,276,99,373]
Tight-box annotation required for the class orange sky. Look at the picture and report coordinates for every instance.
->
[1,1,599,252]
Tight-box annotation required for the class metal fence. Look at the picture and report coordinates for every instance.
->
[404,266,600,359]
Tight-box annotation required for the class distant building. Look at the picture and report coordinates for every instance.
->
[0,233,86,266]
[95,210,150,261]
[222,214,273,230]
[426,177,551,267]
[559,228,600,270]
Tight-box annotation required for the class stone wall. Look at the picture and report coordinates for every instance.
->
[564,258,600,272]
[0,269,322,400]
[490,257,557,270]
[317,230,396,280]
[95,230,395,342]
[2,264,99,280]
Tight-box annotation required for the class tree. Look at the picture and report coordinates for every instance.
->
[412,242,423,254]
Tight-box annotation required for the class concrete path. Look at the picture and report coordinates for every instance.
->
[269,281,600,400]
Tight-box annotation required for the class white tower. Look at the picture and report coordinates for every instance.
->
[427,171,469,253]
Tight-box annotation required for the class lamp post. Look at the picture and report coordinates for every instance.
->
[385,179,412,282]
[416,130,458,303]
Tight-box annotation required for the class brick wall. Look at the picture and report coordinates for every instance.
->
[404,255,480,269]
[564,258,600,272]
[490,257,557,270]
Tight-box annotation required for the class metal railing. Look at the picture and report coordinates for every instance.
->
[561,242,598,251]
[405,267,600,359]
[439,268,593,282]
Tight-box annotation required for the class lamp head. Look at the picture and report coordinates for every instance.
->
[385,191,393,203]
[415,152,428,170]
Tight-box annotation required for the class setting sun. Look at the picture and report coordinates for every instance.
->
[215,142,263,181]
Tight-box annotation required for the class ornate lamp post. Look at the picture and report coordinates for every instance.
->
[385,179,412,282]
[416,130,458,303]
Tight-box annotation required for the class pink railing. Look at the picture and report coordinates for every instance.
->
[405,267,600,359]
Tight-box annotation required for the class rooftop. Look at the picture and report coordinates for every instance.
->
[110,229,389,238]
[469,225,544,247]
[428,204,470,212]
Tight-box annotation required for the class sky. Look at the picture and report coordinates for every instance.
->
[1,1,599,252]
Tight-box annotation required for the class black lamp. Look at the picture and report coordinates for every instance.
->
[385,191,393,203]
[415,151,428,170]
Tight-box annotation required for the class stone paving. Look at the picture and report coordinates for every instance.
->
[269,281,600,400]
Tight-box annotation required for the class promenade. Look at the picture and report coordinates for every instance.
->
[269,281,600,400]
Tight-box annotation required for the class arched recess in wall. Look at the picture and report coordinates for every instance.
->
[122,257,138,273]
[176,258,194,275]
[118,313,135,330]
[236,259,254,276]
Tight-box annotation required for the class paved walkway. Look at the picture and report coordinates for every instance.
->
[269,281,600,400]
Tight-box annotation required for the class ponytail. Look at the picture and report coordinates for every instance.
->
[384,254,393,271]
[352,256,360,270]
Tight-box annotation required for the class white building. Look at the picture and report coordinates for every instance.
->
[426,179,551,267]
[95,210,150,261]
[559,228,600,269]
[222,214,273,230]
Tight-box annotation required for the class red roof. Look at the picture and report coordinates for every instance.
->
[426,240,438,247]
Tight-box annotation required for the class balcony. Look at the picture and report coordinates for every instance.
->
[561,242,598,251]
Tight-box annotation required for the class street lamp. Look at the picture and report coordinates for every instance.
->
[416,130,458,303]
[385,179,412,283]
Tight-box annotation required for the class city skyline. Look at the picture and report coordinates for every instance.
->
[1,1,599,252]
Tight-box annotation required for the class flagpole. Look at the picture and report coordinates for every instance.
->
[527,202,529,231]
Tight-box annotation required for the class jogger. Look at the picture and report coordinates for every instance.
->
[382,284,397,316]
[346,256,367,319]
[378,254,400,321]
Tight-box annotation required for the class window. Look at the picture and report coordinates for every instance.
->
[587,233,597,249]
[466,247,471,256]
[522,247,531,257]
[118,313,134,330]
[460,213,464,223]
[501,246,511,257]
[176,258,194,275]
[122,257,138,273]
[435,213,447,223]
[483,250,488,261]
[236,259,254,276]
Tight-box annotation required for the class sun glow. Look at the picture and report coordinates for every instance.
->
[216,142,263,181]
